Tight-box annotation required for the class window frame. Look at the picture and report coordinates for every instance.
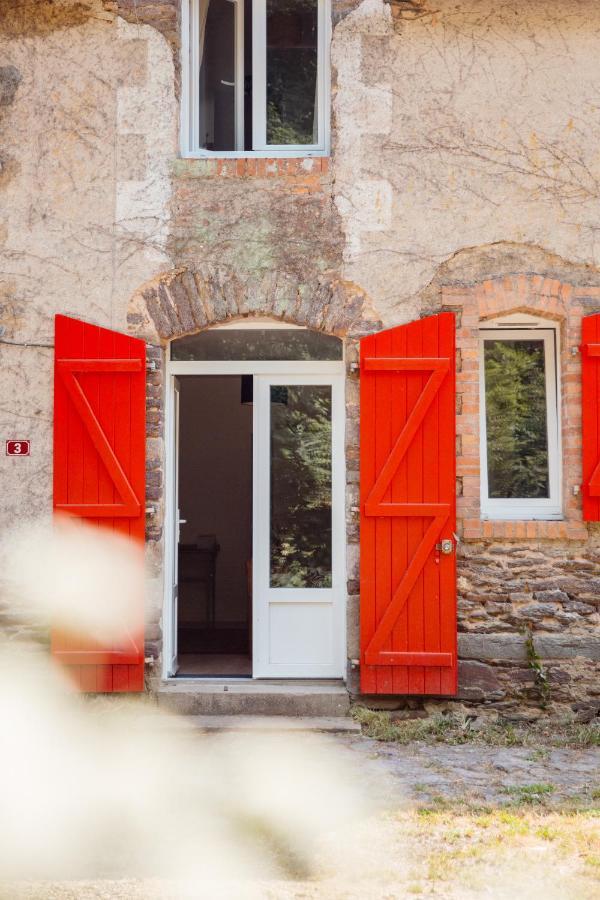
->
[478,318,562,520]
[181,0,331,158]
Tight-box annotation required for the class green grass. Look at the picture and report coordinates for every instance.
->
[501,783,556,805]
[351,706,600,749]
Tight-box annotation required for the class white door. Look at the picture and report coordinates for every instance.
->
[253,375,345,678]
[167,377,181,676]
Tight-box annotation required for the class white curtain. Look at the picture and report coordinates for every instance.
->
[198,0,211,69]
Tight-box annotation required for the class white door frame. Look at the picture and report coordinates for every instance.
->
[162,357,346,680]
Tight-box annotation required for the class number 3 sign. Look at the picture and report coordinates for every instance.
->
[6,440,30,456]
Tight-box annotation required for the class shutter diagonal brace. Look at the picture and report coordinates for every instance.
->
[55,359,142,517]
[363,356,452,668]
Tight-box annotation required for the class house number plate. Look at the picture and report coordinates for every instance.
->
[6,440,30,456]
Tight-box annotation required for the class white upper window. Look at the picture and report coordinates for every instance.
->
[479,314,562,520]
[181,0,330,157]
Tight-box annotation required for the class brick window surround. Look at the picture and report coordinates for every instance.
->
[442,275,593,542]
[175,156,329,183]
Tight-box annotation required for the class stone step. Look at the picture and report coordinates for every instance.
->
[187,715,361,733]
[156,680,351,718]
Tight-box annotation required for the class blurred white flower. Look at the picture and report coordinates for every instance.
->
[0,515,143,642]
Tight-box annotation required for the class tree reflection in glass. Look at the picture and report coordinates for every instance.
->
[266,0,318,146]
[270,385,332,587]
[484,339,549,498]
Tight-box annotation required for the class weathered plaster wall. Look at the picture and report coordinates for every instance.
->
[0,0,175,527]
[333,0,600,321]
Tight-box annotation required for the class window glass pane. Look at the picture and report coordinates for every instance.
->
[266,0,318,145]
[170,329,342,361]
[199,0,236,151]
[270,385,332,587]
[484,339,550,499]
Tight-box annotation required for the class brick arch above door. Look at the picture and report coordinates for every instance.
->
[125,265,382,641]
[126,266,381,345]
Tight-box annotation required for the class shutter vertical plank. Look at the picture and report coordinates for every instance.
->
[98,325,116,525]
[53,315,146,692]
[82,323,100,531]
[390,322,408,694]
[97,326,117,666]
[360,313,457,695]
[112,328,133,671]
[359,332,378,694]
[96,665,113,693]
[596,313,600,522]
[582,314,600,521]
[374,328,393,694]
[406,318,425,695]
[66,317,84,664]
[596,313,600,523]
[113,328,132,543]
[438,317,457,696]
[422,314,441,695]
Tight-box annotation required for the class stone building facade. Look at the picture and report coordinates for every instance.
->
[1,0,600,719]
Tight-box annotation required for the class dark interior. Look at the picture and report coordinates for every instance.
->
[177,375,252,676]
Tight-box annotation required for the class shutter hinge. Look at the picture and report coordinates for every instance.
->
[349,362,360,373]
[572,346,580,356]
[145,505,156,516]
[146,360,157,372]
[144,656,155,666]
[573,485,581,496]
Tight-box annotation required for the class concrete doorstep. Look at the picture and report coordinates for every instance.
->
[156,680,351,717]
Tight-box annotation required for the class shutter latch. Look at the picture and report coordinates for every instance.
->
[435,539,454,555]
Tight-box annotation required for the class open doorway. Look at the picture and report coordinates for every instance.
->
[177,375,253,676]
[165,323,347,681]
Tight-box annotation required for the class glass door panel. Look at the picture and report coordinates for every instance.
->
[270,384,332,588]
[253,375,344,677]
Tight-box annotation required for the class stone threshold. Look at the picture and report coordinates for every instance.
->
[160,679,348,694]
[186,715,360,733]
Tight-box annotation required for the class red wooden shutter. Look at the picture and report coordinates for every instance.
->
[53,314,146,692]
[582,313,600,521]
[359,312,457,695]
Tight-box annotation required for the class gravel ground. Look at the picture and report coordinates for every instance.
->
[3,733,599,900]
[335,732,600,809]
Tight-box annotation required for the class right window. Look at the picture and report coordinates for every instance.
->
[479,319,561,519]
